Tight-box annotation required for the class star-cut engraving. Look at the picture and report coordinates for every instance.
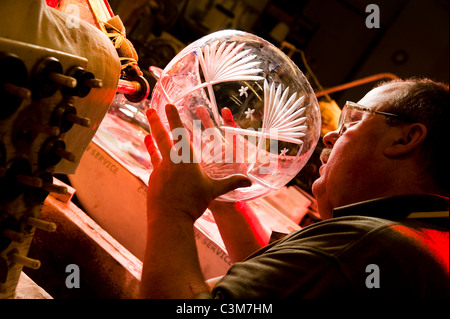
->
[239,86,249,98]
[244,108,255,120]
[280,147,289,157]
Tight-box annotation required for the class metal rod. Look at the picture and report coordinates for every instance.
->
[117,79,140,95]
[49,72,77,88]
[16,174,43,188]
[55,148,76,162]
[27,217,57,232]
[2,82,31,100]
[315,73,399,97]
[84,78,103,88]
[2,229,25,243]
[42,182,68,195]
[66,113,91,128]
[10,253,41,269]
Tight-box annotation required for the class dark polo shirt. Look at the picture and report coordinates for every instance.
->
[212,194,449,298]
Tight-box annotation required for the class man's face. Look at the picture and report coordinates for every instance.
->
[311,82,408,220]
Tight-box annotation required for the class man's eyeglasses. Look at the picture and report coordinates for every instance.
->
[338,101,399,135]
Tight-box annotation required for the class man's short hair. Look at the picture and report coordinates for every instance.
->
[377,78,449,195]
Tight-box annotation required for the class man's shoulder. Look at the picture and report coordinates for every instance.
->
[270,214,448,259]
[285,215,397,240]
[271,216,395,253]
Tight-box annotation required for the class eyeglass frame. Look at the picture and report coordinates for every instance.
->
[337,101,399,135]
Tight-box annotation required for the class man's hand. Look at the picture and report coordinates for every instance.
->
[145,104,252,221]
[141,104,251,298]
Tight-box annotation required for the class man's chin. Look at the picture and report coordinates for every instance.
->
[311,178,332,220]
[311,177,322,197]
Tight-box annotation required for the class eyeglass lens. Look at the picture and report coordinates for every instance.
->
[339,106,365,135]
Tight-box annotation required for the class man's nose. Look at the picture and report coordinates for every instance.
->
[322,130,339,148]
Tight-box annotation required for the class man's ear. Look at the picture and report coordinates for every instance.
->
[383,123,427,158]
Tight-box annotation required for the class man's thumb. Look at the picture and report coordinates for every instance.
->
[213,175,252,198]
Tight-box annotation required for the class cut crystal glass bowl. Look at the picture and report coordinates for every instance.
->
[149,30,321,201]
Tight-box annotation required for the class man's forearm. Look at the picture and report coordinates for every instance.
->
[140,211,210,299]
[210,201,270,263]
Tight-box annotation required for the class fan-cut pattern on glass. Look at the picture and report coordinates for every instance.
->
[221,80,307,145]
[159,40,264,126]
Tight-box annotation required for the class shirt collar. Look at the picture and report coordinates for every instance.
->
[332,194,449,220]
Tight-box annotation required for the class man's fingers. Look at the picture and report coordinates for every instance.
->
[197,106,236,128]
[166,104,201,163]
[196,106,215,129]
[146,108,173,158]
[144,134,162,167]
[221,108,236,127]
[165,104,185,132]
[212,175,252,199]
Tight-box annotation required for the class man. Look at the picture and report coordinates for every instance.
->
[140,78,448,298]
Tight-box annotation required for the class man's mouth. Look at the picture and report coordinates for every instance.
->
[319,165,326,176]
[319,147,332,165]
[318,148,332,176]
